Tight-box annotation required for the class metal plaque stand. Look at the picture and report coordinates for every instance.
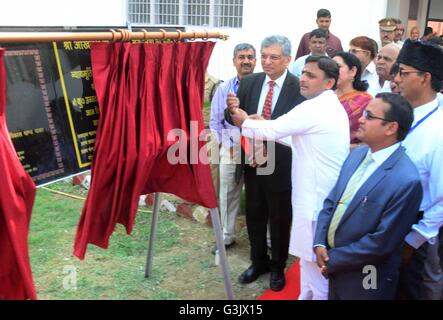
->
[144,193,235,300]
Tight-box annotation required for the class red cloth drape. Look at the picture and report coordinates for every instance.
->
[74,42,217,259]
[0,48,37,299]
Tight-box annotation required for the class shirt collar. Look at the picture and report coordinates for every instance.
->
[308,52,328,57]
[366,61,376,75]
[412,98,439,126]
[265,69,287,88]
[367,142,401,166]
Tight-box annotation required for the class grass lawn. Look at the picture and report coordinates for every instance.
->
[29,180,277,300]
[27,101,295,300]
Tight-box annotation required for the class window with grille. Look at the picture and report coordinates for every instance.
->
[128,0,151,24]
[156,0,180,25]
[214,0,243,28]
[185,0,210,26]
[127,0,243,28]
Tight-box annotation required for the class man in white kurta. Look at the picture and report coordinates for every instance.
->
[394,39,443,299]
[229,56,350,299]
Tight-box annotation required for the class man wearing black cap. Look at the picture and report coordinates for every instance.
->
[394,39,443,299]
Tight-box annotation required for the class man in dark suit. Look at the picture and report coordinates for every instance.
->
[314,93,423,299]
[226,35,305,291]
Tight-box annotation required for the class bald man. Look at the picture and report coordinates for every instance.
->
[367,44,400,97]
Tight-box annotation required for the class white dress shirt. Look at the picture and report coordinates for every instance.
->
[402,98,443,248]
[367,76,391,98]
[289,54,310,78]
[256,70,287,116]
[351,143,402,198]
[361,61,377,90]
[241,90,350,261]
[394,40,404,49]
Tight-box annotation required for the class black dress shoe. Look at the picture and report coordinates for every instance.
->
[211,241,236,255]
[270,270,285,291]
[238,265,270,284]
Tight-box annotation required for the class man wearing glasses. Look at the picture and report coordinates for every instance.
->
[394,39,443,300]
[313,93,423,299]
[349,36,378,85]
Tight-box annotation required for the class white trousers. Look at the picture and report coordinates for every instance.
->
[298,259,329,300]
[219,147,243,245]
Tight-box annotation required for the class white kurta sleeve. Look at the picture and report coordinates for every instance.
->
[405,141,443,248]
[241,100,317,141]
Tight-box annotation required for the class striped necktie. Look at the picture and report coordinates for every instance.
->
[261,81,275,120]
[327,153,373,248]
[240,80,275,162]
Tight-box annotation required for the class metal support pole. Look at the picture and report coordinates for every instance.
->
[210,208,235,300]
[144,196,234,299]
[145,193,161,278]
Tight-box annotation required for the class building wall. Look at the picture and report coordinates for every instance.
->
[0,0,391,81]
[387,0,410,31]
[0,0,126,26]
[205,0,389,81]
[429,0,443,20]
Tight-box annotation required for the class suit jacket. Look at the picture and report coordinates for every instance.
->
[314,145,423,299]
[226,72,305,192]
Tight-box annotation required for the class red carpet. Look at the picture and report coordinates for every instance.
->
[258,260,300,300]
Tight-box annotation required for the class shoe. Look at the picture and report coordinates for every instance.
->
[238,264,270,284]
[211,241,236,255]
[270,270,285,291]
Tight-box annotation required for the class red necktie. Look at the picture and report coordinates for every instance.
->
[240,81,275,164]
[261,80,275,120]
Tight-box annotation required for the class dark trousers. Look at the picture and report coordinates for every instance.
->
[397,223,443,300]
[396,242,428,299]
[439,227,443,270]
[244,172,292,271]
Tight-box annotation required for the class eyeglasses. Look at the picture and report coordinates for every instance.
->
[398,69,423,77]
[349,48,369,54]
[363,110,394,122]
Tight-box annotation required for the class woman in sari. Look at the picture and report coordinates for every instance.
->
[333,52,373,146]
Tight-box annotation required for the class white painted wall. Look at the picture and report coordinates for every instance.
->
[0,0,126,26]
[205,0,389,81]
[0,0,391,81]
[387,0,410,34]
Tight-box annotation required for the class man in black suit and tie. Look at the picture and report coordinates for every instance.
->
[226,35,305,291]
